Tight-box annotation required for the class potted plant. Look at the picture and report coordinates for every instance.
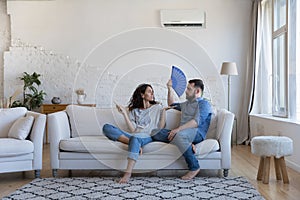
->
[12,72,46,110]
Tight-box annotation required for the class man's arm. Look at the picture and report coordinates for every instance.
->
[167,79,175,106]
[168,119,197,141]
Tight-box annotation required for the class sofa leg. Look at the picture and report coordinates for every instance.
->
[52,169,58,177]
[68,170,72,177]
[223,169,229,177]
[35,170,41,178]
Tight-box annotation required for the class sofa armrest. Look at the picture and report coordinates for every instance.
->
[27,111,46,170]
[48,111,71,169]
[217,109,234,169]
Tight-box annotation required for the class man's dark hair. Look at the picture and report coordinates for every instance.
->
[189,79,204,92]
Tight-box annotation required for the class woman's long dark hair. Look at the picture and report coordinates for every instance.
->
[128,84,158,111]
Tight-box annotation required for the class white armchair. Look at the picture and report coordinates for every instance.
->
[0,107,46,178]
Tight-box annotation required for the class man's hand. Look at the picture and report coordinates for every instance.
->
[164,106,175,111]
[166,79,172,88]
[168,128,180,141]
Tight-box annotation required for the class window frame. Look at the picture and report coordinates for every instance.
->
[272,0,289,117]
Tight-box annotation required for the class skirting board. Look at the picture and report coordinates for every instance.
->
[286,159,300,173]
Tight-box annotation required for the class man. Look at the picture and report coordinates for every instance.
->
[152,79,212,180]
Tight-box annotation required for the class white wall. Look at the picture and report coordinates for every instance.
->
[2,0,252,119]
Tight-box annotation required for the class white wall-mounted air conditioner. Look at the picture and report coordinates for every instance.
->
[160,9,206,28]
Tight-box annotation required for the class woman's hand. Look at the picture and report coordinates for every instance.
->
[116,104,126,115]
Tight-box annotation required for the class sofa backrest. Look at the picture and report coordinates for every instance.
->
[66,105,130,137]
[66,105,232,141]
[165,108,234,141]
[165,109,181,130]
[0,107,27,138]
[67,105,183,137]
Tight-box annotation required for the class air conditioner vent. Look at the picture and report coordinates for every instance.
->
[160,9,206,28]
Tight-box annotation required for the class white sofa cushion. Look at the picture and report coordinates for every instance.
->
[66,105,129,137]
[59,136,182,156]
[8,115,34,140]
[0,138,34,157]
[60,136,128,153]
[195,139,219,158]
[165,107,219,140]
[205,108,219,140]
[0,107,27,138]
[67,105,102,137]
[165,109,181,130]
[60,136,219,158]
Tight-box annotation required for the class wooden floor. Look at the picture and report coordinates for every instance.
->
[1,144,300,199]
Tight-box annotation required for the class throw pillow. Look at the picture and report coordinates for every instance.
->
[8,115,34,140]
[205,107,218,139]
[0,107,27,138]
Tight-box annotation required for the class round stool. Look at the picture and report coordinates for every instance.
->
[251,136,293,184]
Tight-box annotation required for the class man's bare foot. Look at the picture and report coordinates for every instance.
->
[119,172,131,183]
[181,169,200,180]
[192,144,196,154]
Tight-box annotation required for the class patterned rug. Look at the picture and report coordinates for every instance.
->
[3,176,264,200]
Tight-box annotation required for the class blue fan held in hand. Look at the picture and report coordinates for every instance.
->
[171,66,187,97]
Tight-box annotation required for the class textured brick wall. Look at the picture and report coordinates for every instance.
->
[3,27,224,109]
[0,0,10,98]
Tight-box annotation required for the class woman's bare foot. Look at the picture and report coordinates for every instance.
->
[139,147,143,155]
[181,169,200,180]
[119,172,131,183]
[192,144,196,154]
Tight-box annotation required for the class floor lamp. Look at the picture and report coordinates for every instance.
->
[220,62,238,111]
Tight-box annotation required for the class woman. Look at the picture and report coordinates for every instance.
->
[102,83,166,183]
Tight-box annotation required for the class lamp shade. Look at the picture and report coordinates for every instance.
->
[220,62,238,75]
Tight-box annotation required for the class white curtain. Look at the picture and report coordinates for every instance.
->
[237,0,262,144]
[251,0,272,115]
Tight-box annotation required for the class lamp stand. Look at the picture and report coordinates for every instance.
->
[227,75,231,111]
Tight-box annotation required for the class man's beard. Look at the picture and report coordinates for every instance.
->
[186,93,196,101]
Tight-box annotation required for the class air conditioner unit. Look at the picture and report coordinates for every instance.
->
[160,9,206,28]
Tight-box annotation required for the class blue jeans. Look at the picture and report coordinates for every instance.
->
[128,133,153,161]
[152,128,203,171]
[102,124,152,161]
[102,124,132,141]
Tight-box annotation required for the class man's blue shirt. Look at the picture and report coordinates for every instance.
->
[171,97,212,139]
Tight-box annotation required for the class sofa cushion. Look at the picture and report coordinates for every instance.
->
[205,108,219,140]
[60,136,128,153]
[8,115,34,140]
[67,105,101,137]
[195,139,219,158]
[60,136,182,156]
[0,107,27,138]
[60,136,219,159]
[66,105,129,137]
[165,109,181,130]
[0,138,34,157]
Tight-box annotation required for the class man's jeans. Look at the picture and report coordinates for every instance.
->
[152,128,203,171]
[102,124,152,161]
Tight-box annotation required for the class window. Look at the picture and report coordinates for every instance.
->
[253,0,299,120]
[297,0,300,120]
[272,0,288,117]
